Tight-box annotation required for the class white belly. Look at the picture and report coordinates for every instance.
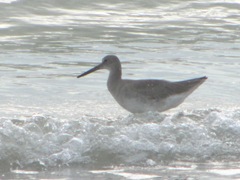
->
[114,92,189,113]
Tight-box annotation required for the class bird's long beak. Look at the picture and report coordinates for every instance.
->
[77,63,103,78]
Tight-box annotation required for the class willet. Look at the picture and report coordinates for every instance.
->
[77,55,207,113]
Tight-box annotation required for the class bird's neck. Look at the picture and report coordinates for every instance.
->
[107,66,122,93]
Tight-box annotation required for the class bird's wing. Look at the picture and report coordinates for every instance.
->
[122,77,205,101]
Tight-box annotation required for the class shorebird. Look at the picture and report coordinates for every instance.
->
[77,55,207,113]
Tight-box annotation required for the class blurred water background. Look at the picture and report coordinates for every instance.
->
[0,0,240,179]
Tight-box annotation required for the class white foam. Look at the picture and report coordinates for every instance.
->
[90,169,160,180]
[0,108,240,170]
[0,0,17,3]
[11,170,39,175]
[209,169,240,176]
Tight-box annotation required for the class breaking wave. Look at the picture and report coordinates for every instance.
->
[0,108,240,172]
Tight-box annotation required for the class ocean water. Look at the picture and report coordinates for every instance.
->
[0,0,240,179]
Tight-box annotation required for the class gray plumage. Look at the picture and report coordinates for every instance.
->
[77,55,207,113]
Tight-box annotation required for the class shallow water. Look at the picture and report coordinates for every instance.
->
[0,0,240,179]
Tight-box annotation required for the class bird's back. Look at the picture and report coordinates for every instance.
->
[109,76,207,113]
